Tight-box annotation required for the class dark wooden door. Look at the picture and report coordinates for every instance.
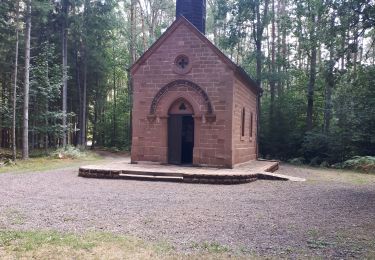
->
[181,116,194,164]
[168,116,182,164]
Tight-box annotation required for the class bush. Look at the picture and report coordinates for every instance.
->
[333,156,375,173]
[302,131,331,164]
[288,157,305,165]
[309,156,322,167]
[0,158,16,167]
[320,161,329,168]
[51,146,87,159]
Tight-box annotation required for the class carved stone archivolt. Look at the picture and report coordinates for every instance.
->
[149,79,214,116]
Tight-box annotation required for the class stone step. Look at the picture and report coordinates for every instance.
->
[257,172,306,182]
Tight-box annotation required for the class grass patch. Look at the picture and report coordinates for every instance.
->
[200,242,230,253]
[0,152,101,174]
[333,228,375,258]
[0,230,248,259]
[307,229,333,249]
[289,164,375,185]
[0,230,96,252]
[0,230,153,259]
[0,229,372,259]
[305,228,375,258]
[307,239,334,249]
[191,241,230,254]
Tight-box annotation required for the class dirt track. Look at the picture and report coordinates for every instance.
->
[0,159,374,258]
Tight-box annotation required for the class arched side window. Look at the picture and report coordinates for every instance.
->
[241,108,245,137]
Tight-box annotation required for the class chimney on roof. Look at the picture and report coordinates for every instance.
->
[176,0,206,34]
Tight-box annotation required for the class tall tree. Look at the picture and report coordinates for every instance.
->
[61,0,69,147]
[23,0,32,159]
[80,0,90,148]
[12,0,20,161]
[130,0,137,64]
[252,0,269,157]
[253,0,270,86]
[269,0,276,121]
[301,0,320,131]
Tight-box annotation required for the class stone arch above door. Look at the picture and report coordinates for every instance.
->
[149,80,214,116]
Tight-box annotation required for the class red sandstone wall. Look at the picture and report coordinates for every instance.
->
[131,23,234,167]
[232,78,258,165]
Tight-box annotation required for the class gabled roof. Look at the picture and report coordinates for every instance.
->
[129,16,262,94]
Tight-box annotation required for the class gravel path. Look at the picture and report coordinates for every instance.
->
[0,159,374,258]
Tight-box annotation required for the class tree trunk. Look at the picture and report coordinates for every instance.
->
[128,0,137,149]
[254,0,269,158]
[130,0,137,64]
[278,0,286,94]
[61,0,68,147]
[323,14,336,134]
[323,59,334,134]
[23,0,31,160]
[254,0,269,86]
[1,73,6,148]
[81,48,87,147]
[31,118,35,149]
[306,13,317,131]
[74,37,82,146]
[12,0,20,161]
[113,45,117,146]
[269,0,276,121]
[91,75,100,149]
[141,12,148,52]
[45,103,49,152]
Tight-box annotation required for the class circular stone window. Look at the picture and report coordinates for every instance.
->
[174,55,192,74]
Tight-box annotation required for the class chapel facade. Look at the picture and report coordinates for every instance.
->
[130,0,262,168]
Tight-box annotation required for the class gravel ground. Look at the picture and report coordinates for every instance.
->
[0,159,375,258]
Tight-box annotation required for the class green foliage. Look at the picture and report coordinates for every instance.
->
[30,41,65,144]
[0,230,96,251]
[334,66,375,156]
[191,241,230,253]
[302,131,332,163]
[206,0,374,169]
[288,157,305,166]
[51,145,88,159]
[0,158,15,167]
[333,156,375,174]
[0,0,373,165]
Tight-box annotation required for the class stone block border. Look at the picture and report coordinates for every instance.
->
[77,160,294,185]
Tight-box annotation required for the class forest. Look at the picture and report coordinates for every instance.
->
[0,0,374,167]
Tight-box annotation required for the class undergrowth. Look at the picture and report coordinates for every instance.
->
[51,145,88,159]
[288,156,375,174]
[333,156,375,173]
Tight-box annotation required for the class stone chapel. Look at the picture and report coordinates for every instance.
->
[130,0,262,168]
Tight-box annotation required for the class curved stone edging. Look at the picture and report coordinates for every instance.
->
[183,175,257,184]
[78,168,121,179]
[78,160,282,185]
[78,168,258,185]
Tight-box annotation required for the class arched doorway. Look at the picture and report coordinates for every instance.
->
[168,98,195,165]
